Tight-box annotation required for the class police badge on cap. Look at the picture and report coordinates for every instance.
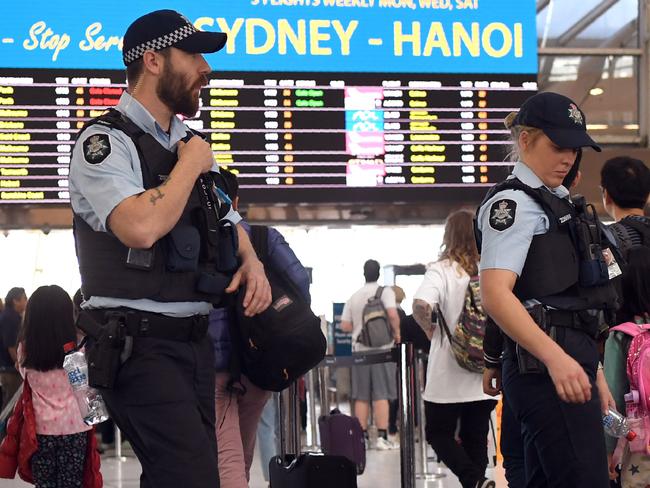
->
[489,199,517,231]
[511,92,600,152]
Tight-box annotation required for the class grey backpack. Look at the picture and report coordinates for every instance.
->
[357,287,393,347]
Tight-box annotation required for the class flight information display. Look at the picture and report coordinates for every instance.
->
[0,0,537,204]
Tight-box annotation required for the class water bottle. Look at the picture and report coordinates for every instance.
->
[62,341,109,425]
[602,407,637,441]
[625,390,640,419]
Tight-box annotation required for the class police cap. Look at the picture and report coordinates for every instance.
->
[513,92,601,152]
[122,9,227,66]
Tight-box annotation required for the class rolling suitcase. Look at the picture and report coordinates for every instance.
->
[269,453,357,488]
[269,382,357,488]
[318,408,366,474]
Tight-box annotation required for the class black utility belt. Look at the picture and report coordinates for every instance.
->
[528,305,601,338]
[78,308,210,390]
[82,308,209,343]
[505,306,600,375]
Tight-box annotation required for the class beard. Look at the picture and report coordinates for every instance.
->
[156,63,207,118]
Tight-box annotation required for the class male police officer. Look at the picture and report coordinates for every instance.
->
[69,10,271,488]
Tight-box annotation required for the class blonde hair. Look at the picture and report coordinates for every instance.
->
[439,209,479,277]
[504,111,542,162]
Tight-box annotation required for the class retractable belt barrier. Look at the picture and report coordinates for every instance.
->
[414,350,446,482]
[313,344,417,488]
[108,343,427,488]
[318,348,397,368]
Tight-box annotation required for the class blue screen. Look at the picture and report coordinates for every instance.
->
[0,0,537,204]
[0,0,537,73]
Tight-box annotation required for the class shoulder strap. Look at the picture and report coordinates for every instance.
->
[466,278,479,310]
[250,225,269,264]
[436,304,453,346]
[374,286,384,300]
[621,218,650,247]
[610,322,650,337]
[476,177,571,252]
[77,108,145,141]
[496,179,570,229]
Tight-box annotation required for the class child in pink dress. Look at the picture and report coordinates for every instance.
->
[18,285,92,487]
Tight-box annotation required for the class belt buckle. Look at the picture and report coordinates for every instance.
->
[139,317,151,337]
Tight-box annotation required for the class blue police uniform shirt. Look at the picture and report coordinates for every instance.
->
[69,91,241,316]
[477,162,570,277]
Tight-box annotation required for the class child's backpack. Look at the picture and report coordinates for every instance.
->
[357,287,393,348]
[609,321,650,455]
[438,276,486,373]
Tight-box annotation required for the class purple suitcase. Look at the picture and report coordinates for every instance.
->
[318,408,366,475]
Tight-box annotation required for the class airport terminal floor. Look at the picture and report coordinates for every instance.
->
[3,438,506,488]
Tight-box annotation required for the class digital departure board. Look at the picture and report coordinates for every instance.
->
[0,0,537,204]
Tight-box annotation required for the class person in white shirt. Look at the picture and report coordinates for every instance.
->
[413,210,497,488]
[341,259,401,449]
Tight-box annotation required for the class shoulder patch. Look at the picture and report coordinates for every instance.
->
[82,133,111,165]
[489,199,517,231]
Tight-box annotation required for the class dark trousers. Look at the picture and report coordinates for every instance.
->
[501,394,525,488]
[101,334,218,488]
[31,432,87,488]
[503,328,609,488]
[424,399,497,488]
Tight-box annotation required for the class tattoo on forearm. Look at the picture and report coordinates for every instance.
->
[413,300,434,337]
[149,187,165,205]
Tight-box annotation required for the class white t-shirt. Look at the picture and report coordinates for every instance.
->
[341,282,396,351]
[414,259,494,404]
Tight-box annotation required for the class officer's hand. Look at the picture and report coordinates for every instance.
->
[226,256,272,316]
[596,368,616,415]
[546,352,591,403]
[483,367,502,396]
[177,136,214,174]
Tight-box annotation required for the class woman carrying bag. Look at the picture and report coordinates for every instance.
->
[413,209,497,488]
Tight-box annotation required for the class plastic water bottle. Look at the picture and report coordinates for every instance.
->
[625,391,640,419]
[62,341,109,425]
[602,408,637,441]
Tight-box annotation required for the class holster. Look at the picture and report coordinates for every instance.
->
[76,311,127,390]
[515,304,553,375]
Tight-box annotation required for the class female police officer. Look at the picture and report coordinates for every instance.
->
[476,92,617,487]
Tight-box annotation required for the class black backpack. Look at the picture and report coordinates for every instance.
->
[610,217,650,258]
[232,225,326,392]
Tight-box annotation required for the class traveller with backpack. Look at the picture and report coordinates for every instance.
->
[209,171,315,488]
[413,209,497,488]
[340,259,401,450]
[604,246,650,487]
[600,156,650,486]
[601,156,650,325]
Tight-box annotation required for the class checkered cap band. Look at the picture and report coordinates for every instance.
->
[123,23,197,65]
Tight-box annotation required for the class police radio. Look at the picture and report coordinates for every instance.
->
[572,195,610,287]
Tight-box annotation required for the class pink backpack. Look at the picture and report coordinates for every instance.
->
[610,321,650,454]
